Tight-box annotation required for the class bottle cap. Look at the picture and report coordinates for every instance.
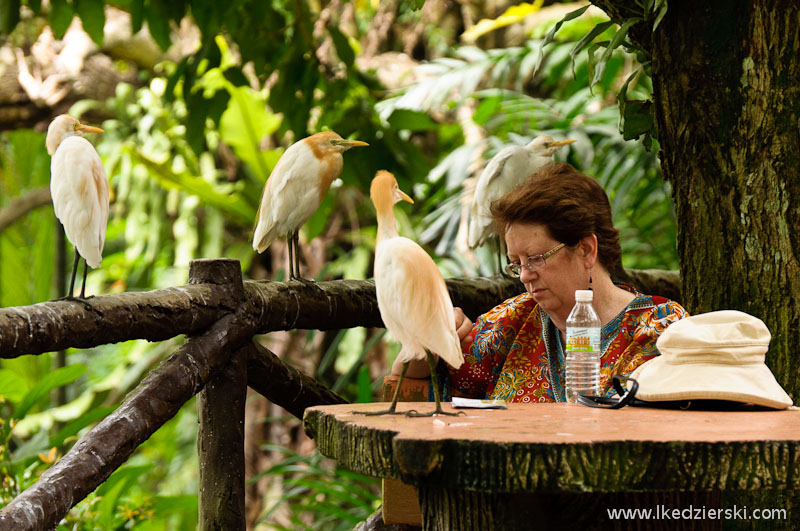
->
[574,289,593,302]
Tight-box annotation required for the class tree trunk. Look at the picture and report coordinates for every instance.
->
[649,0,800,399]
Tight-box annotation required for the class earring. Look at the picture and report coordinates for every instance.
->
[588,268,593,290]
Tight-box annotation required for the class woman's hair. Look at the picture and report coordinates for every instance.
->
[490,162,622,272]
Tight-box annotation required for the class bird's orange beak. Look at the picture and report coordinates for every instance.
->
[77,124,104,134]
[546,139,575,148]
[397,188,414,204]
[335,139,369,149]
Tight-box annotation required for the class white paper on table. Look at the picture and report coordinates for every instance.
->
[451,397,508,409]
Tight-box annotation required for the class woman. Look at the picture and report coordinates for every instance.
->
[395,163,687,402]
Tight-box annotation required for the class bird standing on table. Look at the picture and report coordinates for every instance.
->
[468,135,575,271]
[46,114,109,300]
[355,170,463,417]
[252,132,368,280]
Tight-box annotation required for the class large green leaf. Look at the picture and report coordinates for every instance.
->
[219,85,282,182]
[0,0,20,34]
[48,0,74,39]
[130,150,255,225]
[146,0,172,51]
[0,368,29,403]
[74,0,105,45]
[15,363,86,419]
[129,0,144,33]
[387,109,438,131]
[50,405,115,447]
[328,24,355,68]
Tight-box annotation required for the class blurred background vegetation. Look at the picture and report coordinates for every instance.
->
[0,0,676,528]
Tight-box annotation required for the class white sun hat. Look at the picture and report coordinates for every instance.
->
[630,310,793,409]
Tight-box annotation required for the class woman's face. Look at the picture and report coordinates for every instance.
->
[505,222,590,321]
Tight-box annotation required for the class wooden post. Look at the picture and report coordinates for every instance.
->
[192,259,247,531]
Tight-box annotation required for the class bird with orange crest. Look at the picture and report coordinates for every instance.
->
[46,114,109,300]
[252,132,368,280]
[354,170,463,417]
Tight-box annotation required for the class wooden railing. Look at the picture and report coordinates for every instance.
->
[0,258,530,530]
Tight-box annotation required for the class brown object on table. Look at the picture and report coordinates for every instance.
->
[305,401,800,530]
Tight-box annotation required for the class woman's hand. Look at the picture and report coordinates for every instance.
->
[454,307,474,351]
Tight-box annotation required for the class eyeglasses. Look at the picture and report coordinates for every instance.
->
[504,243,566,277]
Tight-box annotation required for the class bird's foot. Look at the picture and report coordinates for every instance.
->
[54,295,95,310]
[351,408,405,416]
[406,409,466,418]
[289,275,316,283]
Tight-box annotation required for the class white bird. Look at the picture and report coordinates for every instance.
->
[252,131,368,280]
[46,114,109,299]
[357,170,463,416]
[468,135,575,269]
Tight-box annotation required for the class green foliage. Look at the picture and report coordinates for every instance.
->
[254,444,380,530]
[74,0,105,45]
[0,130,54,306]
[376,17,677,274]
[0,0,21,35]
[0,354,198,529]
[537,1,670,146]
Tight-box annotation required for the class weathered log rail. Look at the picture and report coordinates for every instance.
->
[0,270,526,359]
[0,258,681,529]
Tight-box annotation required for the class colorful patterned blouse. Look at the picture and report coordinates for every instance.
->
[440,285,687,403]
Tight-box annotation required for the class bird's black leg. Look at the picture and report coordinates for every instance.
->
[286,233,294,280]
[352,361,410,416]
[67,248,80,298]
[407,351,464,417]
[55,250,93,308]
[292,230,300,280]
[291,230,313,282]
[79,257,89,299]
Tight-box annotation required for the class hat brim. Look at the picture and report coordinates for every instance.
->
[631,356,793,410]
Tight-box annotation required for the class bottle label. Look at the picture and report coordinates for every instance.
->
[566,327,601,352]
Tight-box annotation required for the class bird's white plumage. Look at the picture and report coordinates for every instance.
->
[468,136,572,248]
[253,139,341,252]
[370,170,463,370]
[50,135,109,268]
[375,236,463,369]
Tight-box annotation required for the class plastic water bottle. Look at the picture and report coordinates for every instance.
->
[565,289,601,403]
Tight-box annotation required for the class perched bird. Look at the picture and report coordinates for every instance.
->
[46,114,109,300]
[356,171,463,417]
[468,135,575,270]
[252,132,368,279]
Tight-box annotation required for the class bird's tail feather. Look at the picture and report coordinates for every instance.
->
[440,330,464,370]
[61,214,104,268]
[468,214,491,249]
[71,232,103,268]
[253,221,280,253]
